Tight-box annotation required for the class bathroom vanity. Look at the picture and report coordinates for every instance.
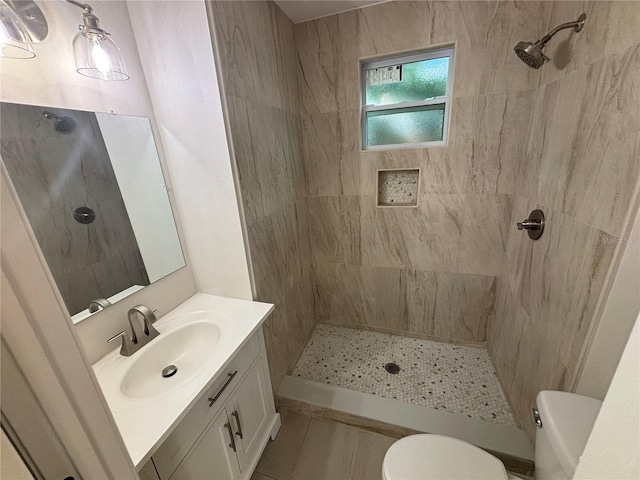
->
[92,294,280,480]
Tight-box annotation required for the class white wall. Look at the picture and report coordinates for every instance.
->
[127,0,253,301]
[1,431,33,480]
[577,207,640,399]
[573,314,640,479]
[96,113,185,283]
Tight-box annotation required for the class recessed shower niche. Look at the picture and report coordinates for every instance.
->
[377,168,420,207]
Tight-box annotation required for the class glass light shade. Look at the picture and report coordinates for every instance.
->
[72,30,129,81]
[0,1,35,59]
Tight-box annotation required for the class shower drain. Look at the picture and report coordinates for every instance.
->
[384,362,400,374]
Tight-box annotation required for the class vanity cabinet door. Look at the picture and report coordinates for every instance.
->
[169,409,240,480]
[139,460,161,480]
[226,357,271,470]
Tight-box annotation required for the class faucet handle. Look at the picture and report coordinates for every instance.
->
[107,330,136,356]
[107,331,127,343]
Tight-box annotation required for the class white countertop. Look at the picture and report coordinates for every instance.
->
[92,293,274,468]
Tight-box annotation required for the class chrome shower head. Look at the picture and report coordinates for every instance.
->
[42,111,76,133]
[514,13,586,69]
[514,41,548,69]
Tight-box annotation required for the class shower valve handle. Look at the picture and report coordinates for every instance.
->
[517,220,540,230]
[517,209,545,240]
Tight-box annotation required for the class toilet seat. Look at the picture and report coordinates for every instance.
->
[382,434,509,480]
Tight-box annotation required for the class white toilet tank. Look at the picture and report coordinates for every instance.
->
[534,391,602,480]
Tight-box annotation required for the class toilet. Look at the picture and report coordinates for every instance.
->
[382,390,602,480]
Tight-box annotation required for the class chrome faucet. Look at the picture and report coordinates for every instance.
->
[107,305,161,356]
[88,298,111,313]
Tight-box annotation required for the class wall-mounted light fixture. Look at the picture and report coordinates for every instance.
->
[0,0,47,59]
[66,0,129,80]
[0,0,129,81]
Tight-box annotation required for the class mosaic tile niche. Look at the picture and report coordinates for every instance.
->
[377,169,419,207]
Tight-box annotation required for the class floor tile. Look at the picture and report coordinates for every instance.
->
[256,410,311,480]
[292,324,515,425]
[348,429,396,480]
[290,417,358,480]
[251,473,276,480]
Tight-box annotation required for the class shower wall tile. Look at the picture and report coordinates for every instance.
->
[309,196,362,265]
[314,263,494,344]
[296,12,361,115]
[490,9,640,438]
[457,194,513,277]
[264,270,317,388]
[402,271,496,342]
[518,41,640,238]
[527,209,615,372]
[360,194,464,272]
[296,0,640,440]
[361,149,424,196]
[209,0,315,391]
[562,44,640,236]
[540,1,640,88]
[247,201,308,305]
[262,302,290,390]
[295,1,546,350]
[212,0,300,112]
[313,262,376,325]
[294,0,550,109]
[302,109,360,197]
[465,92,536,195]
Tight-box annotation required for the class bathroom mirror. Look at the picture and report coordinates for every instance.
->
[0,102,186,322]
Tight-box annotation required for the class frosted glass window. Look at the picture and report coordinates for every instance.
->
[366,57,450,106]
[366,105,445,147]
[362,47,453,149]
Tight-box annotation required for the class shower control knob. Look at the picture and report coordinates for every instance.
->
[517,209,545,240]
[517,220,539,230]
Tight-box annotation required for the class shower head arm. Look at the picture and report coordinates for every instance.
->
[538,14,586,47]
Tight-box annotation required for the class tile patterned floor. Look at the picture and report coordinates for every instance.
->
[253,409,395,480]
[291,324,515,426]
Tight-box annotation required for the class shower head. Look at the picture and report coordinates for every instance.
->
[514,41,549,69]
[514,13,586,69]
[42,111,76,133]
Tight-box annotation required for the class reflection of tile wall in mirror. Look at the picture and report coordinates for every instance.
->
[0,102,185,318]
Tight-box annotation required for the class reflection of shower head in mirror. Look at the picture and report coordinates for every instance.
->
[42,111,76,133]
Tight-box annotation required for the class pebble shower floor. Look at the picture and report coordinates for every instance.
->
[292,324,516,426]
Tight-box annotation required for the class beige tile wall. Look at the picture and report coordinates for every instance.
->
[295,0,640,438]
[208,1,316,390]
[209,0,640,439]
[488,1,640,440]
[294,2,549,344]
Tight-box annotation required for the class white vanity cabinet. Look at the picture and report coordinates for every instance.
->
[142,328,280,480]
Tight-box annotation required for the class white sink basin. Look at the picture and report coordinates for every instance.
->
[120,321,221,399]
[91,294,274,468]
[94,309,234,411]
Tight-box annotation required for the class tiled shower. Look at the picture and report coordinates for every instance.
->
[208,0,640,442]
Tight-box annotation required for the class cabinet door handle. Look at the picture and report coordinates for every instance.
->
[231,410,243,439]
[208,371,238,407]
[224,422,237,452]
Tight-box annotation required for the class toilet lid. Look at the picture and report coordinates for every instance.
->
[382,434,508,480]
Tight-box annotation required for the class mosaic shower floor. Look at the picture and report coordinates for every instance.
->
[292,324,515,426]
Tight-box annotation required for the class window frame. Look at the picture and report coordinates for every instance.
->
[360,46,455,151]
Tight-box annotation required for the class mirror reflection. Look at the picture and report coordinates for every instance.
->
[1,102,185,322]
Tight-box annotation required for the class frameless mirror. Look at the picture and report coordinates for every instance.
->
[1,102,186,323]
